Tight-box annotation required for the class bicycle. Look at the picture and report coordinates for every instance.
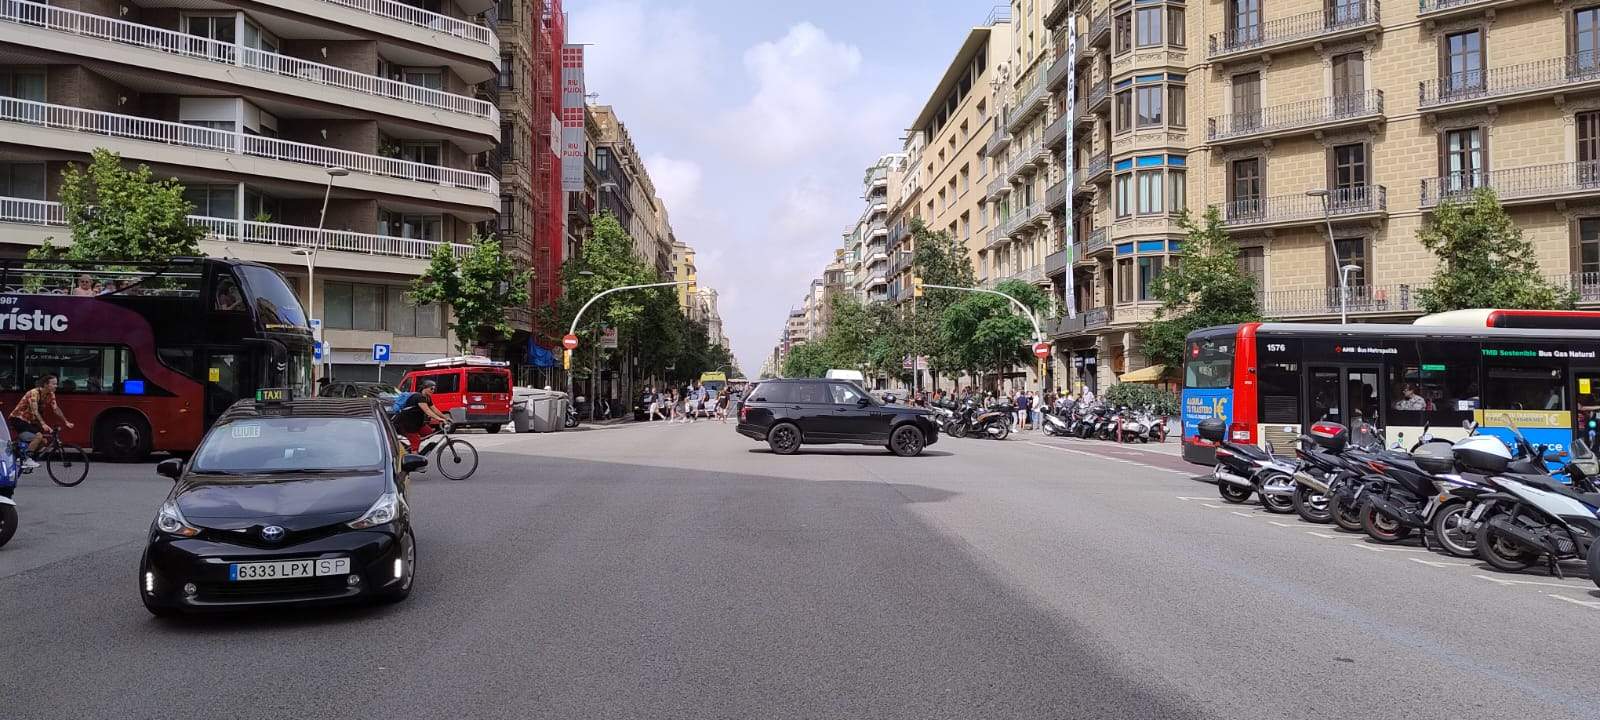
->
[415,423,478,481]
[16,429,89,487]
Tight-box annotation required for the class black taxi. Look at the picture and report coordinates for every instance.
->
[139,389,424,616]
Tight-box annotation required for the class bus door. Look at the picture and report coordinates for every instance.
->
[1307,365,1384,429]
[203,349,247,422]
[1573,368,1600,449]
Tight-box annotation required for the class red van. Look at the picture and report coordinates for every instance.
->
[399,356,513,432]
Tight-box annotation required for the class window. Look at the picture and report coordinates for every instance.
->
[1114,9,1132,54]
[422,371,460,394]
[1442,127,1484,192]
[1579,218,1600,275]
[185,15,236,43]
[500,122,515,160]
[1229,0,1261,46]
[595,147,610,171]
[1331,143,1368,192]
[1486,366,1566,411]
[1169,6,1186,46]
[467,371,510,393]
[1237,245,1265,287]
[1115,173,1133,218]
[1137,256,1165,301]
[1329,0,1365,23]
[1136,170,1163,214]
[1260,362,1301,423]
[499,195,514,232]
[1136,7,1163,47]
[499,53,514,89]
[1577,7,1600,72]
[0,162,47,201]
[1168,169,1187,213]
[399,141,441,166]
[1332,52,1365,111]
[1228,158,1262,220]
[23,345,118,394]
[387,288,442,337]
[1115,90,1132,131]
[1116,258,1134,303]
[1333,237,1367,288]
[0,69,45,101]
[960,165,969,193]
[324,282,384,331]
[1387,353,1477,427]
[1168,85,1186,127]
[1443,30,1483,95]
[828,382,867,405]
[183,185,237,219]
[1231,72,1261,131]
[1136,86,1163,127]
[380,212,441,240]
[400,69,443,91]
[498,0,515,21]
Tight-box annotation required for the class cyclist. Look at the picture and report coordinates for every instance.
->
[393,379,450,453]
[8,374,74,469]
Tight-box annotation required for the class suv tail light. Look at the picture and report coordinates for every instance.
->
[739,405,749,421]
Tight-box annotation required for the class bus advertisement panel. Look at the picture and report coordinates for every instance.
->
[1179,334,1236,458]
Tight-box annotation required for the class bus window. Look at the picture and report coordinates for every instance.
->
[1388,363,1475,426]
[1309,368,1342,421]
[1485,366,1566,411]
[24,345,116,394]
[0,346,16,390]
[1184,353,1231,388]
[1259,362,1300,423]
[1347,370,1380,423]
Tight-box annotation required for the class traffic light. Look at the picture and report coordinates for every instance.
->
[912,276,924,298]
[563,349,572,371]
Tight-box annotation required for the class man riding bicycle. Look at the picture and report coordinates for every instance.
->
[8,374,74,469]
[393,379,451,453]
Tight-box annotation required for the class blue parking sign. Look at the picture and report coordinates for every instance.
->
[373,344,391,362]
[313,342,323,361]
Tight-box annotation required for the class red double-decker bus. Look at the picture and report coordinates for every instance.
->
[0,257,313,460]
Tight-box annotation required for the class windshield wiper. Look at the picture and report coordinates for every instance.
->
[249,468,374,475]
[187,470,246,476]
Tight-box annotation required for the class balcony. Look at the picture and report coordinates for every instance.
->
[889,223,909,245]
[867,220,889,237]
[1550,272,1600,306]
[1044,111,1071,150]
[0,96,499,195]
[866,275,889,289]
[1084,306,1112,329]
[1420,161,1600,208]
[1075,33,1094,68]
[1002,203,1044,237]
[1206,90,1384,145]
[1084,153,1111,185]
[1417,0,1540,23]
[1419,53,1600,112]
[1207,2,1381,63]
[1223,186,1388,231]
[868,166,889,188]
[1045,179,1068,212]
[1007,75,1050,133]
[866,251,890,267]
[985,226,1009,250]
[316,0,497,50]
[1044,0,1073,28]
[0,196,470,261]
[987,175,1013,200]
[1261,284,1420,319]
[1083,227,1111,257]
[1051,313,1088,338]
[1045,246,1071,277]
[1046,51,1073,92]
[1088,9,1111,48]
[984,127,1013,158]
[1014,263,1046,284]
[0,1,498,126]
[1007,141,1049,180]
[1087,79,1110,114]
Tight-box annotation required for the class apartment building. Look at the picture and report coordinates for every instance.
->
[589,104,675,275]
[857,155,897,303]
[695,287,727,350]
[0,0,514,379]
[983,0,1059,297]
[671,240,698,312]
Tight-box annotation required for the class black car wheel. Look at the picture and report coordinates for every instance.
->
[0,503,16,548]
[379,529,416,604]
[768,423,802,455]
[485,425,503,434]
[889,425,925,457]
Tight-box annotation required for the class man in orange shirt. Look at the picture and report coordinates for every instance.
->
[9,374,74,469]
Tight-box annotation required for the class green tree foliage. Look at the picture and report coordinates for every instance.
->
[554,213,660,340]
[1139,207,1262,368]
[32,148,205,262]
[781,342,832,378]
[939,279,1050,378]
[908,220,977,378]
[1417,188,1574,313]
[410,235,531,354]
[1103,383,1179,415]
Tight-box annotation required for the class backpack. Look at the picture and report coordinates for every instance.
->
[389,391,416,416]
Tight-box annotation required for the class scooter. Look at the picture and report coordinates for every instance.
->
[1040,407,1073,437]
[1472,424,1600,581]
[1198,417,1299,513]
[971,402,1014,441]
[0,421,22,548]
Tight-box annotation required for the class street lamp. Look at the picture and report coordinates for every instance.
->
[296,167,347,386]
[1340,264,1363,325]
[565,278,691,420]
[1305,189,1350,324]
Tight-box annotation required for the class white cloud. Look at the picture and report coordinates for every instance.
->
[567,1,718,140]
[643,154,704,217]
[720,23,862,164]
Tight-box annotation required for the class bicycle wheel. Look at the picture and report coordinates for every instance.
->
[46,442,90,487]
[434,439,479,481]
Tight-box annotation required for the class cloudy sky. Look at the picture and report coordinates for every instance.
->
[570,0,987,374]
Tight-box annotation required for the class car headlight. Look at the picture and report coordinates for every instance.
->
[155,500,201,537]
[348,491,402,529]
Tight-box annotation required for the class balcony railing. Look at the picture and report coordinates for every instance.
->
[1223,186,1387,227]
[1045,179,1067,211]
[1088,9,1111,47]
[1008,140,1047,179]
[1087,78,1110,111]
[1007,74,1050,132]
[1420,161,1600,207]
[987,175,1013,199]
[1551,272,1600,304]
[1046,51,1072,91]
[1207,90,1383,143]
[0,196,470,260]
[1044,111,1071,149]
[985,126,1013,157]
[0,96,499,194]
[1051,313,1087,336]
[1418,0,1531,17]
[1208,1,1380,60]
[317,0,496,47]
[1003,203,1042,235]
[1261,284,1419,318]
[867,220,888,237]
[1084,306,1111,329]
[1084,227,1110,255]
[986,226,1008,249]
[1084,153,1111,183]
[1045,246,1070,276]
[0,0,498,123]
[1420,52,1600,109]
[1014,263,1046,284]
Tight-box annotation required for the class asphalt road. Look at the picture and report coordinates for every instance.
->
[2,421,1597,719]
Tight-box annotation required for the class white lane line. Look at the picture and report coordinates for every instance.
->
[1306,531,1342,539]
[1200,503,1230,509]
[1230,511,1254,518]
[1349,544,1387,553]
[1026,441,1195,476]
[1175,496,1212,501]
[1550,595,1600,610]
[1473,574,1595,590]
[1410,558,1472,568]
[1377,547,1433,554]
[1268,521,1298,528]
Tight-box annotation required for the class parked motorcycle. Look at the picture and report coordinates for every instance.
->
[971,402,1014,441]
[1473,424,1600,579]
[1198,417,1299,513]
[1041,407,1073,437]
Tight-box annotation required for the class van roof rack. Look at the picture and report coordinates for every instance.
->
[423,355,508,368]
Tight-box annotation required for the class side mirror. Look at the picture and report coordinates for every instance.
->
[156,458,184,480]
[1543,449,1569,464]
[400,453,429,473]
[857,397,871,408]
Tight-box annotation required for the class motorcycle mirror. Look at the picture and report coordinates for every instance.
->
[1542,449,1569,464]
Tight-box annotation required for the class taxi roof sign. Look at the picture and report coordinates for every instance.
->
[255,388,293,403]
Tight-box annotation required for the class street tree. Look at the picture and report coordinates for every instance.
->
[939,279,1050,381]
[1139,207,1261,369]
[32,148,205,263]
[906,220,977,384]
[781,342,833,378]
[410,235,531,355]
[1417,188,1574,313]
[552,213,659,345]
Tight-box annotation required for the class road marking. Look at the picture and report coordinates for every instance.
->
[1377,547,1433,554]
[1230,511,1254,518]
[1026,441,1195,476]
[1175,496,1212,501]
[1473,574,1594,590]
[1200,503,1229,509]
[1349,544,1387,553]
[1550,595,1600,610]
[1410,558,1472,568]
[1305,531,1341,539]
[1268,520,1298,528]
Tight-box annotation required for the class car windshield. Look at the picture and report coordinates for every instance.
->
[353,383,398,398]
[191,417,386,474]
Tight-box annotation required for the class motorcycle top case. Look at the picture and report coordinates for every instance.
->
[1452,435,1511,475]
[1196,417,1226,443]
[1308,421,1349,453]
[1411,440,1457,475]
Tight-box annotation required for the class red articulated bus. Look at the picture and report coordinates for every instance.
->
[0,258,313,460]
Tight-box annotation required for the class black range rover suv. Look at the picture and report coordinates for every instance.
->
[736,379,938,457]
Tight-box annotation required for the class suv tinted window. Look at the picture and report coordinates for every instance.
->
[466,371,508,393]
[829,383,868,405]
[750,382,789,403]
[792,382,829,404]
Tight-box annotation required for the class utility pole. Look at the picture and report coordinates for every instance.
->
[922,283,1046,398]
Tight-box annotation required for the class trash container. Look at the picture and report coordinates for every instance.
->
[525,389,562,432]
[511,398,532,433]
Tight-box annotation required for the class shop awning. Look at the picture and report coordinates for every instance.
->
[1118,364,1168,383]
